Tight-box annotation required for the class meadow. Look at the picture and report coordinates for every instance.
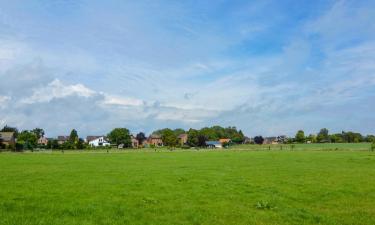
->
[1,144,375,225]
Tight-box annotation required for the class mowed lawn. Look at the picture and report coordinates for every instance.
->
[1,148,375,225]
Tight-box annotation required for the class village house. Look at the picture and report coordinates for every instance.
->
[57,136,69,145]
[263,137,279,144]
[37,136,48,146]
[244,137,252,144]
[147,134,163,146]
[0,132,16,147]
[87,136,110,147]
[277,135,288,143]
[178,133,188,145]
[131,135,139,148]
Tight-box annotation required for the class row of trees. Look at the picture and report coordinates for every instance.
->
[152,126,246,147]
[2,124,374,151]
[294,128,375,143]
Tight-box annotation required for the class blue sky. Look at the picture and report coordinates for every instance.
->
[0,0,374,137]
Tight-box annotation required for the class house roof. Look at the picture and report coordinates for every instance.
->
[86,136,103,142]
[88,136,108,142]
[178,134,188,138]
[264,137,277,141]
[0,132,15,142]
[57,136,69,141]
[149,134,161,139]
[219,138,231,143]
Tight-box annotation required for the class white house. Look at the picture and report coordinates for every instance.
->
[88,136,110,147]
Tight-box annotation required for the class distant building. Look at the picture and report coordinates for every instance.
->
[131,135,139,148]
[263,137,278,144]
[243,137,252,144]
[276,135,288,144]
[178,134,188,145]
[147,134,163,146]
[219,138,231,144]
[205,141,222,148]
[86,136,102,143]
[57,136,69,145]
[37,137,48,145]
[88,136,110,147]
[0,132,16,147]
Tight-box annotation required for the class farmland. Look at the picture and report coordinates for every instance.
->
[1,144,375,225]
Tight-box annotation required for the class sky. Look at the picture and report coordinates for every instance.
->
[0,0,375,137]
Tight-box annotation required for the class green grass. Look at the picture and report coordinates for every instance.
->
[1,145,375,225]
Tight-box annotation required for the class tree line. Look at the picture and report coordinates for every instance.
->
[292,128,375,143]
[1,125,374,151]
[152,126,245,147]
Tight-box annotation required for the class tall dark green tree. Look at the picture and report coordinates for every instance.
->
[136,132,147,145]
[295,130,305,143]
[254,136,264,145]
[69,129,79,149]
[317,128,329,143]
[76,138,85,149]
[197,134,207,147]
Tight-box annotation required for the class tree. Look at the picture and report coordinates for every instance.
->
[365,135,375,143]
[254,136,264,145]
[232,130,245,144]
[161,129,178,147]
[67,129,79,149]
[371,141,375,152]
[295,130,305,143]
[136,132,147,145]
[317,128,329,143]
[69,129,78,143]
[107,128,131,147]
[17,130,38,150]
[341,131,363,143]
[1,125,19,137]
[330,134,343,143]
[197,134,207,147]
[32,128,45,139]
[306,134,317,143]
[76,138,85,149]
[52,140,59,149]
[187,129,199,147]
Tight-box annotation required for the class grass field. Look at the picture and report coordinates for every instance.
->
[1,144,375,225]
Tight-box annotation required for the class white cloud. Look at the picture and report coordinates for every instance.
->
[21,79,96,104]
[102,94,144,107]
